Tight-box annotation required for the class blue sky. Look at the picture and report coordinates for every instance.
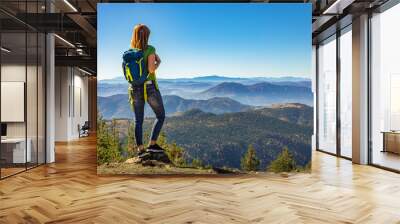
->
[98,3,311,80]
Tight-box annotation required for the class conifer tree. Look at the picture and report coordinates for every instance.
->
[267,147,296,173]
[165,142,186,167]
[97,113,121,164]
[154,132,187,167]
[240,144,260,171]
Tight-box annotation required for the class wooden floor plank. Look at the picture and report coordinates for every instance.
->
[0,135,400,223]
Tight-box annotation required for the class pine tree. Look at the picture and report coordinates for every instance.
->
[110,119,118,147]
[97,113,121,164]
[110,119,122,162]
[164,141,186,167]
[267,147,296,173]
[154,132,187,167]
[240,144,260,171]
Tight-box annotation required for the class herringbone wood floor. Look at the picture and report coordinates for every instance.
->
[1,136,400,224]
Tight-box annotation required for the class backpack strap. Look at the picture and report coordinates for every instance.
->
[123,62,133,82]
[128,83,148,111]
[136,58,144,78]
[143,82,148,102]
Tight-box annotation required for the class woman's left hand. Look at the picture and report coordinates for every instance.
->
[155,54,161,65]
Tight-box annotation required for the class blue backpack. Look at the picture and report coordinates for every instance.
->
[122,49,148,86]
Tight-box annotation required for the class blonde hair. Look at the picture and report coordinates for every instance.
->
[130,24,150,50]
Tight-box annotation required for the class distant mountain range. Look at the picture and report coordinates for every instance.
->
[98,75,312,101]
[99,75,313,170]
[136,103,313,169]
[100,75,311,84]
[98,83,130,97]
[98,94,252,119]
[113,103,312,169]
[98,76,314,170]
[201,82,313,106]
[98,79,313,119]
[253,103,313,127]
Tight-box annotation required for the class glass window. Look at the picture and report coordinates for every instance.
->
[339,27,352,158]
[0,1,46,178]
[1,30,28,178]
[371,3,400,171]
[318,35,337,154]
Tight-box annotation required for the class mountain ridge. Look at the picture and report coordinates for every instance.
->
[100,75,311,84]
[201,82,313,106]
[141,104,313,169]
[98,94,252,119]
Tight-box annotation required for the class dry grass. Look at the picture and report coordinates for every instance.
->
[97,162,217,175]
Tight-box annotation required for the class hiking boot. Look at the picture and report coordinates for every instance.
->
[146,144,165,153]
[138,151,152,161]
[137,149,147,157]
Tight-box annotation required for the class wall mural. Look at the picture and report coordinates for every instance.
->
[97,3,313,175]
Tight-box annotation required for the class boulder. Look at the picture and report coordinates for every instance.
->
[125,151,172,167]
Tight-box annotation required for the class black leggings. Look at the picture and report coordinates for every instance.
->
[131,84,165,146]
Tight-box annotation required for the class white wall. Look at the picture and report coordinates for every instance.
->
[55,66,69,141]
[54,67,89,141]
[72,72,89,138]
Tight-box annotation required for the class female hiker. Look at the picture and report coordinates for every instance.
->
[122,24,165,156]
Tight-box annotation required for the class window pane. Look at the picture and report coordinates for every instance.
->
[340,28,352,158]
[0,0,46,179]
[318,36,337,154]
[1,30,28,177]
[371,4,400,171]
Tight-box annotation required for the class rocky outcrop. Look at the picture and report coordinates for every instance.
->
[125,151,172,167]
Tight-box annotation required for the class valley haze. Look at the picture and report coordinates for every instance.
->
[98,75,313,119]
